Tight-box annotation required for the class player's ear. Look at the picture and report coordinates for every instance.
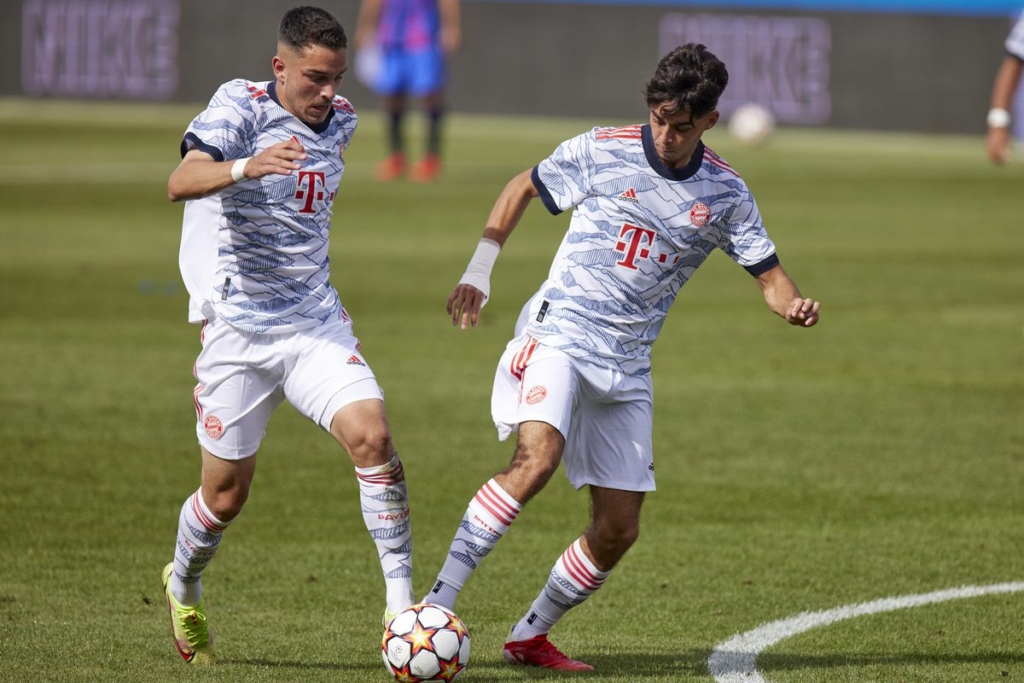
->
[706,110,721,129]
[272,54,286,82]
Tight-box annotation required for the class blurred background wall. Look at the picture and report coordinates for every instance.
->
[2,0,1022,135]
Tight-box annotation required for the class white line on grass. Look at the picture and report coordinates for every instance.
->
[708,582,1024,683]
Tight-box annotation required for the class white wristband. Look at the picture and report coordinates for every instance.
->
[458,238,501,306]
[987,108,1011,129]
[230,158,249,183]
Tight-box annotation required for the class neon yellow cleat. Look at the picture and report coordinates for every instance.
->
[382,607,401,631]
[161,563,215,665]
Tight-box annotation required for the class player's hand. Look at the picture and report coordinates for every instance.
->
[987,127,1012,165]
[447,283,486,330]
[785,297,820,327]
[248,137,308,178]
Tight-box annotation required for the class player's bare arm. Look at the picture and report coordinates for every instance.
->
[448,169,539,329]
[354,0,383,50]
[168,139,307,202]
[755,264,820,327]
[438,0,462,54]
[987,55,1023,164]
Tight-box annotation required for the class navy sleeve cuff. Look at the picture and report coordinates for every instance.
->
[744,253,780,277]
[181,133,225,161]
[531,166,563,216]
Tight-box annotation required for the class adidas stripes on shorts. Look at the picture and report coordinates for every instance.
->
[192,312,383,459]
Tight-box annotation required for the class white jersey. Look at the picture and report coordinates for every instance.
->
[1006,14,1024,60]
[519,124,777,376]
[178,79,357,333]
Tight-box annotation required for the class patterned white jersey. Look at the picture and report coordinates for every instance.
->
[178,79,357,333]
[518,124,777,376]
[1007,14,1024,60]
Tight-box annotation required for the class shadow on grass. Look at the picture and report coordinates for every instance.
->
[228,657,381,673]
[756,650,1024,671]
[463,651,712,679]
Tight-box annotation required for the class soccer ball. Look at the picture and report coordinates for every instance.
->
[727,103,775,145]
[382,603,471,682]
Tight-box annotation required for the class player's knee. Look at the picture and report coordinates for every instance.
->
[594,520,640,555]
[509,444,559,483]
[345,425,394,466]
[204,485,249,522]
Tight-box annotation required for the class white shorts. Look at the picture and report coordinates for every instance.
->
[192,311,384,459]
[492,334,656,492]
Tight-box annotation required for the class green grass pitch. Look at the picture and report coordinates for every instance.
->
[0,98,1022,682]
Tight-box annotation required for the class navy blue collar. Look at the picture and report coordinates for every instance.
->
[641,124,704,181]
[268,80,334,134]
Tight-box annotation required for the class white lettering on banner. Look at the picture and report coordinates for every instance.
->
[659,14,831,125]
[21,0,179,99]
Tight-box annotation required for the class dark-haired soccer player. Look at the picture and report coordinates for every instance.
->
[162,5,413,664]
[428,43,820,671]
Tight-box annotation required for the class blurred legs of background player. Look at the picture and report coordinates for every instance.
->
[376,55,447,183]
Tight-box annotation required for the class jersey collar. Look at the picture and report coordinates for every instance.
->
[267,81,335,134]
[641,124,704,181]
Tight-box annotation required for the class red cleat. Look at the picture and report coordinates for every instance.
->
[375,153,405,182]
[410,153,441,182]
[502,634,594,671]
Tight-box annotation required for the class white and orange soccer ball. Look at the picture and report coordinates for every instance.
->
[382,603,471,682]
[728,103,775,145]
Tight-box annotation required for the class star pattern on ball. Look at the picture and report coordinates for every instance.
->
[437,658,463,682]
[408,622,437,654]
[447,615,468,641]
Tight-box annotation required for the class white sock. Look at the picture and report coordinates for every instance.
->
[428,478,522,610]
[356,454,414,614]
[511,538,611,641]
[171,488,229,607]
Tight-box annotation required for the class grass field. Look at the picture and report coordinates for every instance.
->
[0,97,1022,683]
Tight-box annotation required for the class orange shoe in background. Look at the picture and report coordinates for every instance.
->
[375,153,405,182]
[410,154,441,182]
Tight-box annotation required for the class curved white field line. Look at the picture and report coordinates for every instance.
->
[708,582,1024,683]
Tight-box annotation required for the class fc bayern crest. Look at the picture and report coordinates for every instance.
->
[690,202,711,227]
[204,415,223,439]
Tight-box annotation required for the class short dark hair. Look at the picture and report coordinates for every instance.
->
[643,44,728,119]
[279,6,347,51]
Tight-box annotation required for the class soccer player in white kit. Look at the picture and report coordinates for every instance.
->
[987,12,1024,163]
[426,44,821,671]
[161,6,414,664]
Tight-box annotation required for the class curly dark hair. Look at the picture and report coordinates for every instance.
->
[279,6,347,51]
[643,44,728,118]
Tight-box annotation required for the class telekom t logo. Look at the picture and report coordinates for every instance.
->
[615,223,655,270]
[295,170,333,214]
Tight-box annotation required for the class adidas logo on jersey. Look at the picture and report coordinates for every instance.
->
[346,355,365,366]
[617,188,639,204]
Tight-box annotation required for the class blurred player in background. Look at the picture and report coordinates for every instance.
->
[986,11,1024,163]
[355,0,461,182]
[428,43,820,671]
[162,6,413,664]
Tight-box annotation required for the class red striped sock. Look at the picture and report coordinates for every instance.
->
[170,488,229,606]
[429,479,522,609]
[511,538,611,641]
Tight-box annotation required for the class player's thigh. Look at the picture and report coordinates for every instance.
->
[407,46,445,96]
[193,319,285,459]
[563,379,655,492]
[492,338,579,442]
[284,317,385,434]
